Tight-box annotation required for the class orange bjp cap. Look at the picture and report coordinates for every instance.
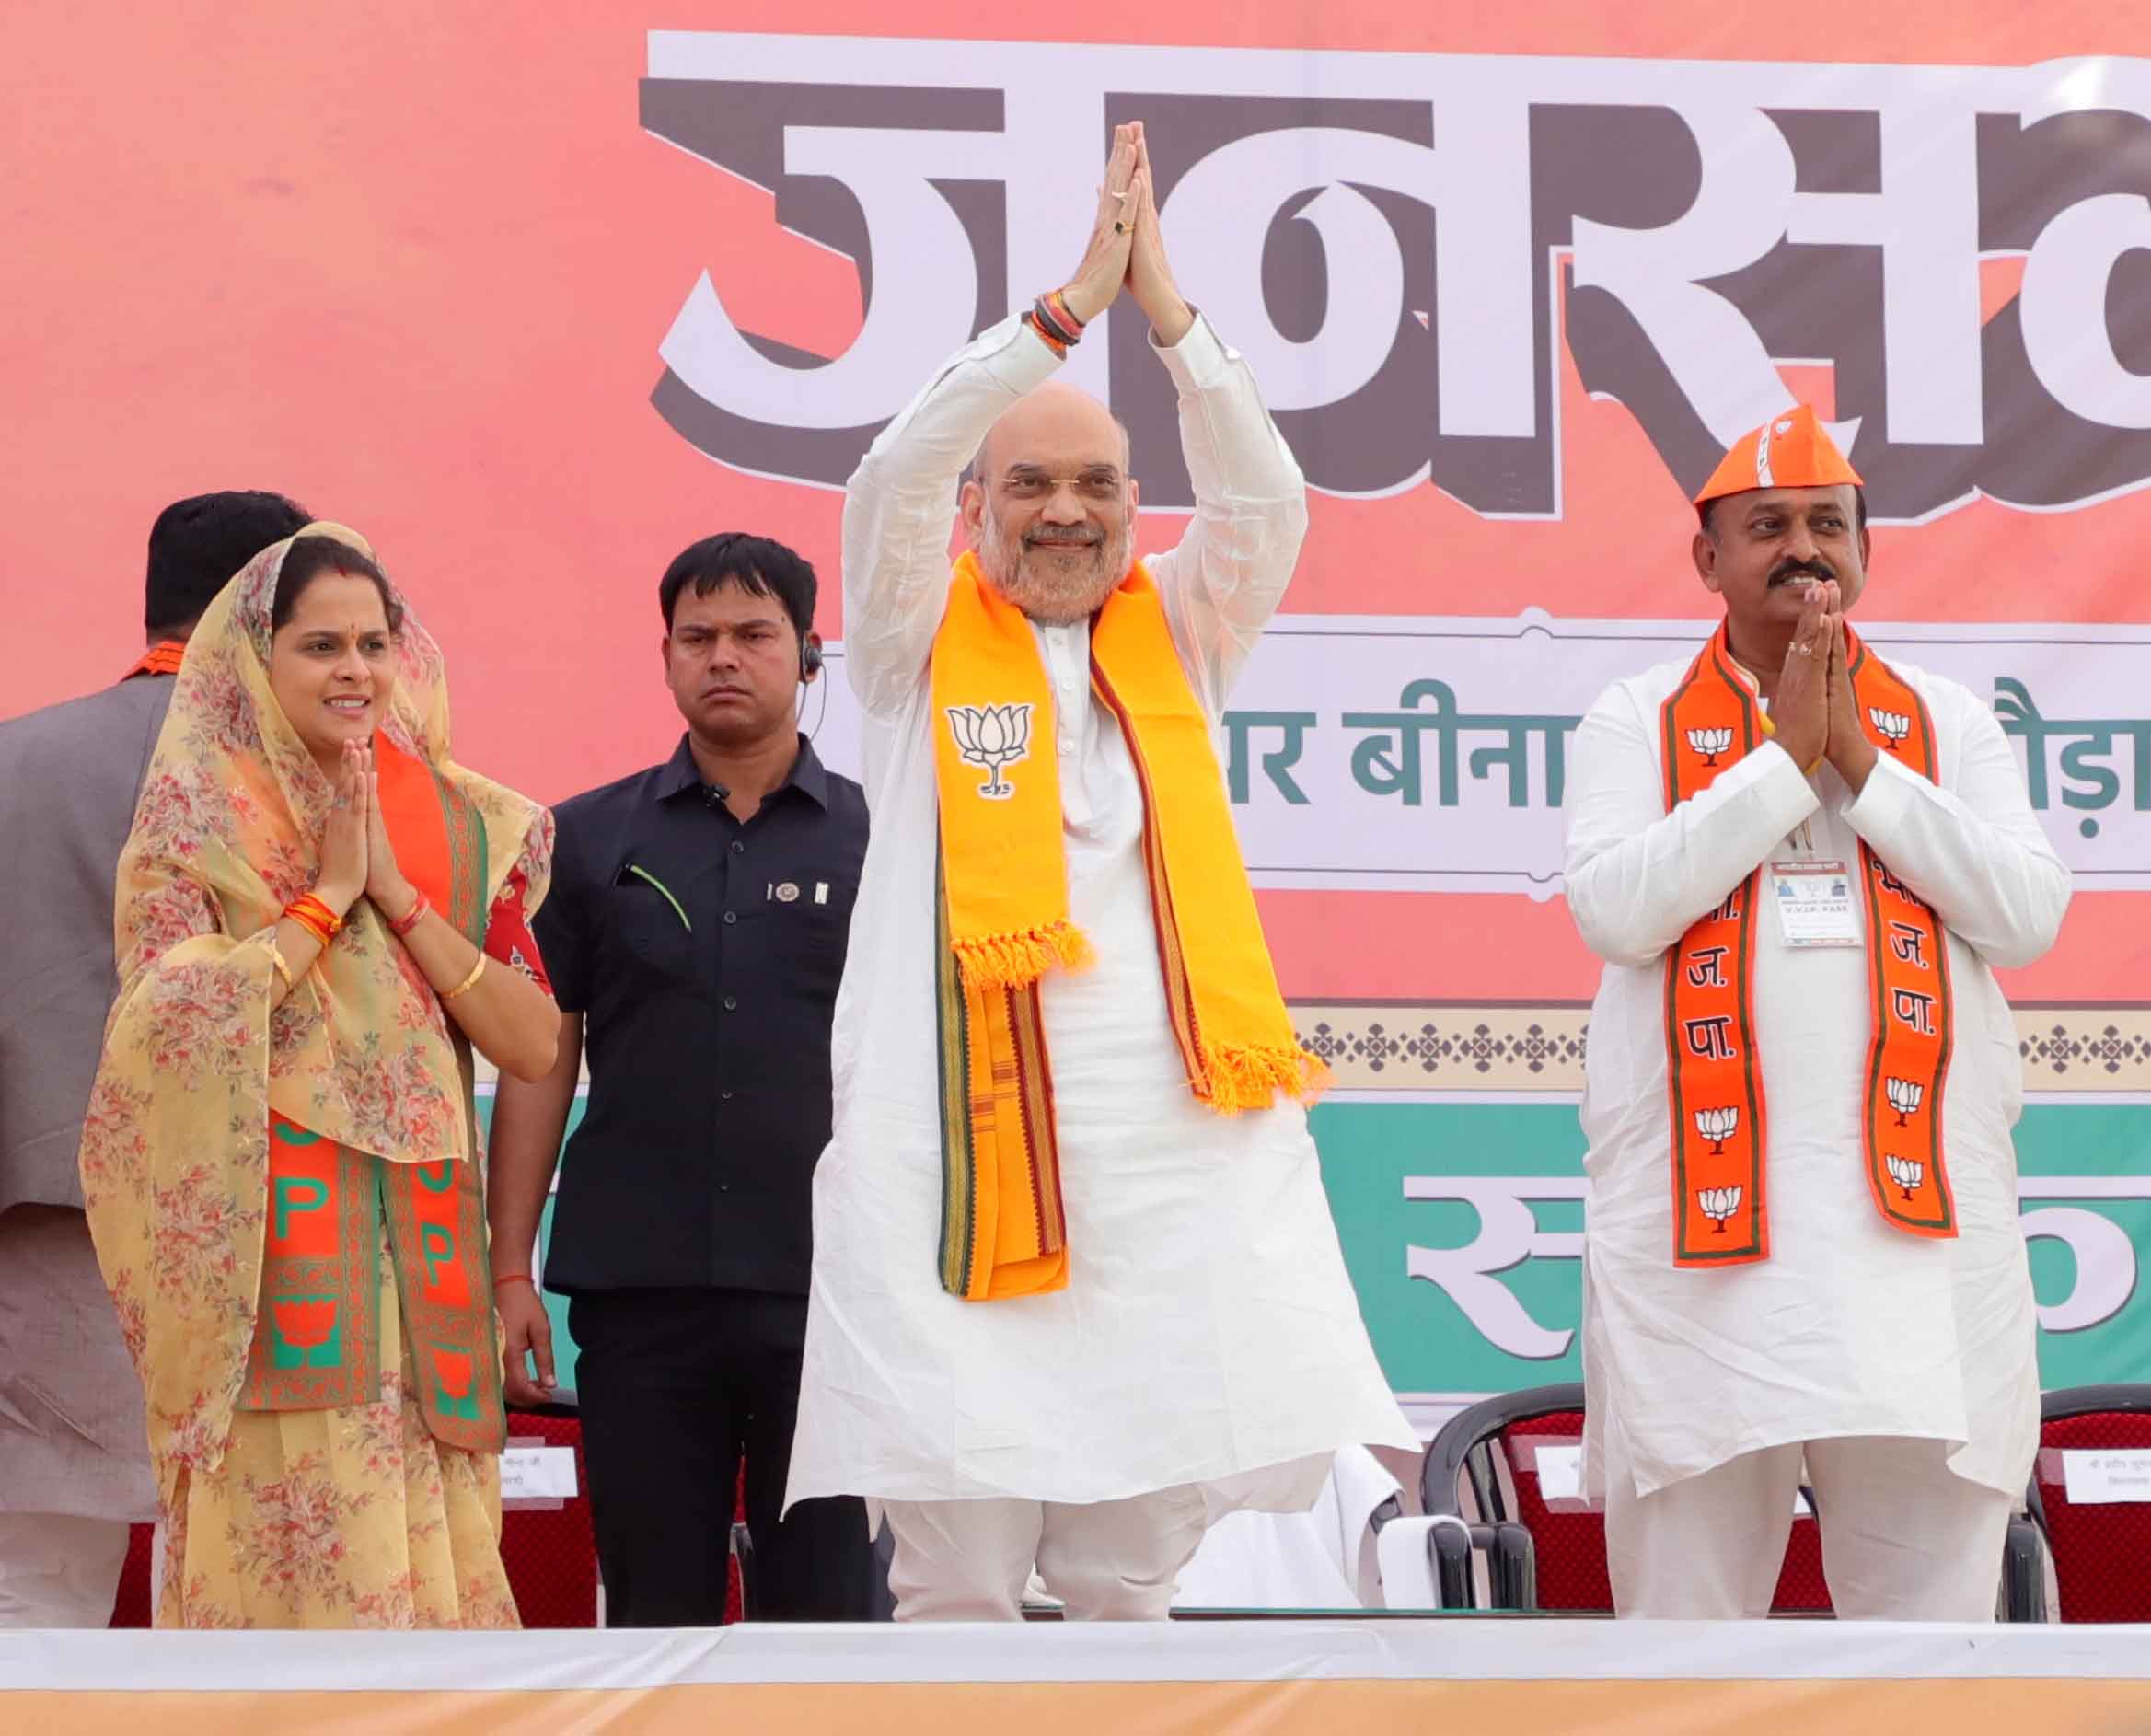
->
[1693,404,1863,505]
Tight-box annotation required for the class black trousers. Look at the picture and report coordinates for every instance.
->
[568,1286,882,1626]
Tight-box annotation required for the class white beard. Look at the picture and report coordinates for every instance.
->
[977,509,1131,624]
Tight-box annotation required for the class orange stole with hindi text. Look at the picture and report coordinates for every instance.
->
[1660,622,1956,1267]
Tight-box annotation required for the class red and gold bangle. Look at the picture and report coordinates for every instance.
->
[388,889,432,939]
[283,893,342,945]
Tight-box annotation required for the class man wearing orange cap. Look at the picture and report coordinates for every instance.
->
[1563,407,2071,1618]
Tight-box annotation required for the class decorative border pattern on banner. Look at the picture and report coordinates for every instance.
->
[1292,1002,2151,1094]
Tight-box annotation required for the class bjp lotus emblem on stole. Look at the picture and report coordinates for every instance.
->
[1885,1155,1925,1201]
[1868,707,1912,750]
[1697,1185,1744,1232]
[1686,726,1733,767]
[946,702,1034,799]
[1886,1077,1925,1125]
[1694,1106,1740,1154]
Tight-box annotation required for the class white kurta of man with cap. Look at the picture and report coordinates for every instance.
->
[1565,654,2070,1504]
[785,311,1417,1514]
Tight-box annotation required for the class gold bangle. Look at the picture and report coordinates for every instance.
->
[268,942,293,990]
[441,954,487,1002]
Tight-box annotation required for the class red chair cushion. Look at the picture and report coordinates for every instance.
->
[2036,1410,2151,1623]
[1500,1411,1612,1611]
[1771,1510,1833,1614]
[109,1522,154,1627]
[499,1409,600,1627]
[726,1461,746,1624]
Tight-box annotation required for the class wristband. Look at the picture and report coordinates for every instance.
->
[388,889,432,939]
[492,1272,536,1292]
[1023,310,1069,359]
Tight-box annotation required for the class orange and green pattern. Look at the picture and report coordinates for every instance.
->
[240,1114,503,1452]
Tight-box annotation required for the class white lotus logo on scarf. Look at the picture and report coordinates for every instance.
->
[1686,726,1733,767]
[1885,1077,1925,1125]
[946,703,1033,800]
[1693,1105,1739,1153]
[1697,1185,1744,1232]
[1868,707,1912,749]
[1885,1155,1925,1201]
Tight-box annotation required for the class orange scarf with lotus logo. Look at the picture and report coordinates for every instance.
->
[1660,619,1956,1267]
[926,551,1323,1301]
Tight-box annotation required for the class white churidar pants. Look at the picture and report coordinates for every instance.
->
[1605,1434,2014,1619]
[884,1487,1208,1621]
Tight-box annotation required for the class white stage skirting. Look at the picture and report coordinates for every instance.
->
[6,1618,2151,1731]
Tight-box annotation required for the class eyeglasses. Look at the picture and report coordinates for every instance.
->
[995,470,1126,503]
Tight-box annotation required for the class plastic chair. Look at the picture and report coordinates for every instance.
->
[2018,1384,2151,1623]
[1402,1384,1833,1614]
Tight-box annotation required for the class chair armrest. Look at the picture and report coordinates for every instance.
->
[1375,1514,1478,1610]
[1486,1521,1538,1611]
[2000,1511,2049,1623]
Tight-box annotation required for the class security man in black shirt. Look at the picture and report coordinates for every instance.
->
[489,533,877,1625]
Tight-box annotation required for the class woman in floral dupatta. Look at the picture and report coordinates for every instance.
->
[78,524,560,1628]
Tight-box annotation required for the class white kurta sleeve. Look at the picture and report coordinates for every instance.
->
[1146,315,1310,712]
[1842,688,2071,969]
[1564,679,1822,968]
[841,315,1063,720]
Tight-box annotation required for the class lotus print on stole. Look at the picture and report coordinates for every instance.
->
[946,702,1034,799]
[1696,1185,1744,1233]
[1694,1105,1740,1154]
[1885,1155,1925,1201]
[1686,726,1733,767]
[1868,708,1912,750]
[271,1301,338,1369]
[1886,1077,1925,1125]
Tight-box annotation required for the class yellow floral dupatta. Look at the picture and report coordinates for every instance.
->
[77,523,551,1507]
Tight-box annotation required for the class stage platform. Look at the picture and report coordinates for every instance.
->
[6,1617,2151,1732]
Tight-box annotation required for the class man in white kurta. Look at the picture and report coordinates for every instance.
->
[786,123,1415,1620]
[1564,407,2070,1618]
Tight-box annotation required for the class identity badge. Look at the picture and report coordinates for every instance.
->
[1770,857,1860,948]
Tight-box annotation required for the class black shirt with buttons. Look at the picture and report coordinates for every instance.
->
[535,734,866,1296]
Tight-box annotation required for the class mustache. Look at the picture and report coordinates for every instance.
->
[1768,558,1836,587]
[1024,529,1103,548]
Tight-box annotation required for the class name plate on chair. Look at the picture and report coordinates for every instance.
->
[1533,1443,1586,1500]
[500,1443,579,1507]
[2061,1450,2151,1503]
